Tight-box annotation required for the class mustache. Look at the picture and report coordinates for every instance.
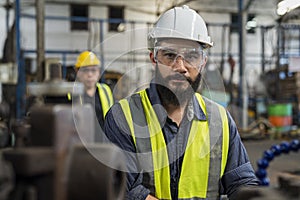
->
[165,73,191,82]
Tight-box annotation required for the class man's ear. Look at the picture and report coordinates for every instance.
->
[199,56,208,73]
[203,55,208,66]
[149,52,156,65]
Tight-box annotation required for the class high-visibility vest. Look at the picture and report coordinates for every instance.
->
[119,89,229,199]
[68,83,113,117]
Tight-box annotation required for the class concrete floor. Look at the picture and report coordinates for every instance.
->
[243,139,300,186]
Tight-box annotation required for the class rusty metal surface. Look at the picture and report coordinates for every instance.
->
[3,147,54,176]
[28,104,95,200]
[278,172,300,198]
[66,144,126,200]
[29,104,94,148]
[2,104,126,200]
[235,171,300,200]
[0,151,14,200]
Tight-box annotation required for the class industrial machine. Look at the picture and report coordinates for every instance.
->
[0,63,126,200]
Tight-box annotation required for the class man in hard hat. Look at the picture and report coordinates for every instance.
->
[74,51,113,135]
[104,6,258,200]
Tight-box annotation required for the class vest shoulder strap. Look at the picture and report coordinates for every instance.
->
[121,92,152,153]
[97,83,114,116]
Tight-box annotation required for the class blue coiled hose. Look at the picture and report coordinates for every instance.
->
[255,139,300,186]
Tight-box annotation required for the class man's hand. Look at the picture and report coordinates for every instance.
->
[146,194,159,200]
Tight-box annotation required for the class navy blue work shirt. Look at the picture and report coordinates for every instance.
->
[104,83,259,200]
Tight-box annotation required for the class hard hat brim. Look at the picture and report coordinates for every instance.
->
[148,27,213,49]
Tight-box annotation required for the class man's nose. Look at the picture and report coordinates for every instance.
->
[173,55,187,73]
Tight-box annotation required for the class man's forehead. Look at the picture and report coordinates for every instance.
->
[81,65,99,69]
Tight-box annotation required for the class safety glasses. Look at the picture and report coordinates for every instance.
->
[154,46,206,68]
[79,67,99,74]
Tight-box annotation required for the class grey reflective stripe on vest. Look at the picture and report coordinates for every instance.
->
[203,97,223,200]
[126,94,223,199]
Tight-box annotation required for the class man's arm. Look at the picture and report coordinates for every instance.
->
[104,103,151,200]
[221,111,259,199]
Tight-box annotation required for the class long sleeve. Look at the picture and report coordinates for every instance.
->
[104,103,150,200]
[221,111,260,199]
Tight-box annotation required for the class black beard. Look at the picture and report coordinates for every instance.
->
[155,69,202,106]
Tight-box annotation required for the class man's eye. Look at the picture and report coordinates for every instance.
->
[186,52,201,60]
[163,52,177,59]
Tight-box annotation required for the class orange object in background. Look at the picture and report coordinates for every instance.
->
[268,116,292,127]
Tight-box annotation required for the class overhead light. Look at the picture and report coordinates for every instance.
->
[117,23,125,32]
[277,0,300,16]
[246,19,257,30]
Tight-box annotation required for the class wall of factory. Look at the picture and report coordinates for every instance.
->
[0,7,5,59]
[0,6,14,59]
[200,12,276,86]
[0,4,277,89]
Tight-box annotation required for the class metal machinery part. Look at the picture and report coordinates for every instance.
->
[27,81,84,97]
[0,120,9,148]
[235,171,300,200]
[0,63,15,148]
[67,144,126,200]
[0,152,14,200]
[0,89,10,149]
[1,63,126,200]
[27,63,84,97]
[3,104,126,200]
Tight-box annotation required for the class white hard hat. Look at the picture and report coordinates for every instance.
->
[148,5,213,49]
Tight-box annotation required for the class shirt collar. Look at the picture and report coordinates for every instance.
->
[191,95,207,121]
[147,81,207,122]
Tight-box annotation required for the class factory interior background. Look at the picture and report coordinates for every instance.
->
[0,0,300,199]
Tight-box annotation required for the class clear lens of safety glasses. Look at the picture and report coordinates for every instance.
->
[154,46,206,68]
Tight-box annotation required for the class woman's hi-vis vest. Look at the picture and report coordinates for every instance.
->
[119,90,229,200]
[68,83,113,117]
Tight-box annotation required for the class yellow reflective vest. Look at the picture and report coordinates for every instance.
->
[68,83,113,117]
[119,89,229,199]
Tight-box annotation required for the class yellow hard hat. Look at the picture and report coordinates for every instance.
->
[75,51,100,68]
